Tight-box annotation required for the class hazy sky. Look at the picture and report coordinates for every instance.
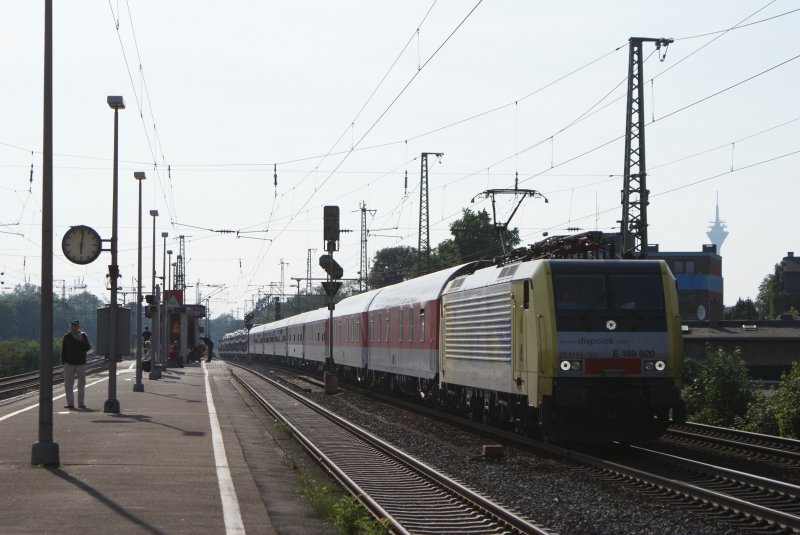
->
[1,1,798,318]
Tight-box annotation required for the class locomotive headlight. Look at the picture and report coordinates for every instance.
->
[644,360,667,372]
[560,360,582,372]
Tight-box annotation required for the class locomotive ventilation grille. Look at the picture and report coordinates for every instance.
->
[444,289,512,362]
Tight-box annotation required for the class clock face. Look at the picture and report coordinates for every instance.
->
[62,225,103,265]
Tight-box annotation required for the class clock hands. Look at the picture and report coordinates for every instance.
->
[79,229,85,256]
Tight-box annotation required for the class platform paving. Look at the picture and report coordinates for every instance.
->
[0,361,335,534]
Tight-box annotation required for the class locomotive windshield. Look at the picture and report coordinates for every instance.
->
[552,262,668,333]
[554,273,664,312]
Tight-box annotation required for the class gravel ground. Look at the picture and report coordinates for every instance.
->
[272,373,738,535]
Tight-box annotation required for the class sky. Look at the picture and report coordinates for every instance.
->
[1,1,798,318]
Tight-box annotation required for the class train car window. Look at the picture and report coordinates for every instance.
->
[385,315,389,342]
[408,305,414,342]
[608,274,664,310]
[419,308,425,342]
[398,308,404,342]
[356,317,361,341]
[376,313,381,342]
[370,317,374,342]
[554,274,605,311]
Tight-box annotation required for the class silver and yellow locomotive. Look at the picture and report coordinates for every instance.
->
[224,257,685,441]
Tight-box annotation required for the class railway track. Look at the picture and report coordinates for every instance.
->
[230,359,800,532]
[229,364,550,535]
[0,357,110,401]
[664,422,800,466]
[569,442,800,533]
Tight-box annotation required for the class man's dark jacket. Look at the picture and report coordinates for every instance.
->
[62,332,91,365]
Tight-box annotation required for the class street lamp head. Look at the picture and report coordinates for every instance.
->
[167,250,173,255]
[134,171,146,181]
[149,209,159,217]
[161,232,168,238]
[107,95,125,110]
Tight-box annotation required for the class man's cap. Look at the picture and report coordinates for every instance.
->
[70,319,80,325]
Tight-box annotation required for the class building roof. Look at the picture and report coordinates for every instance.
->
[682,320,800,341]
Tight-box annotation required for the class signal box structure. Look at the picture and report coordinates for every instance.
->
[163,289,206,364]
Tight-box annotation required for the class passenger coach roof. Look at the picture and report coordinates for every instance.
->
[333,287,383,316]
[371,263,475,309]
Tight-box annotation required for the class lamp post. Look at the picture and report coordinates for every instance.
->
[150,210,158,295]
[31,0,59,465]
[104,95,125,414]
[133,171,146,392]
[149,209,162,379]
[161,232,168,289]
[167,251,173,290]
[161,232,168,369]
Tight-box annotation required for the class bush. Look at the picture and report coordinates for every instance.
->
[0,338,40,377]
[734,389,779,435]
[773,361,800,438]
[682,345,756,427]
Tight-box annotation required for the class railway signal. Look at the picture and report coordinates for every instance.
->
[319,254,343,280]
[323,205,339,252]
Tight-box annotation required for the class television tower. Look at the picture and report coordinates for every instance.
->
[706,193,728,254]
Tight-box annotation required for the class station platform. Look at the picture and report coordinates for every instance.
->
[0,361,335,534]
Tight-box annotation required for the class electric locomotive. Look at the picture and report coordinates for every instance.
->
[223,256,685,441]
[440,258,684,441]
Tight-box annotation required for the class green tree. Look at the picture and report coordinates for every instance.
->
[724,298,759,320]
[755,264,800,319]
[430,239,461,271]
[773,361,800,438]
[0,299,16,340]
[448,208,519,262]
[682,345,756,426]
[368,246,418,289]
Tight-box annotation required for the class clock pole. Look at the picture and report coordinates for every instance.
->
[104,96,125,413]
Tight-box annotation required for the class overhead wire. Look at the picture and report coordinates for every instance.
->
[652,0,780,82]
[238,0,485,303]
[107,0,178,228]
[523,147,800,242]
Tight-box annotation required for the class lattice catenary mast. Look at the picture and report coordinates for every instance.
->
[174,235,186,290]
[418,152,443,274]
[620,37,672,259]
[359,201,376,292]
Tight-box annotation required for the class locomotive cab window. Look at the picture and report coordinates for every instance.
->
[609,274,664,311]
[554,274,605,311]
[419,308,425,342]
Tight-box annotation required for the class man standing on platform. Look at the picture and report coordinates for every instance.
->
[62,319,91,410]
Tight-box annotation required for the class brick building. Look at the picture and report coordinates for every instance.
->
[648,244,724,322]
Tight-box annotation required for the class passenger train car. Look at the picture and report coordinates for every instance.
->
[220,259,685,441]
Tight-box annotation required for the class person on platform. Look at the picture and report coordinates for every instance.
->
[61,319,91,410]
[199,336,214,362]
